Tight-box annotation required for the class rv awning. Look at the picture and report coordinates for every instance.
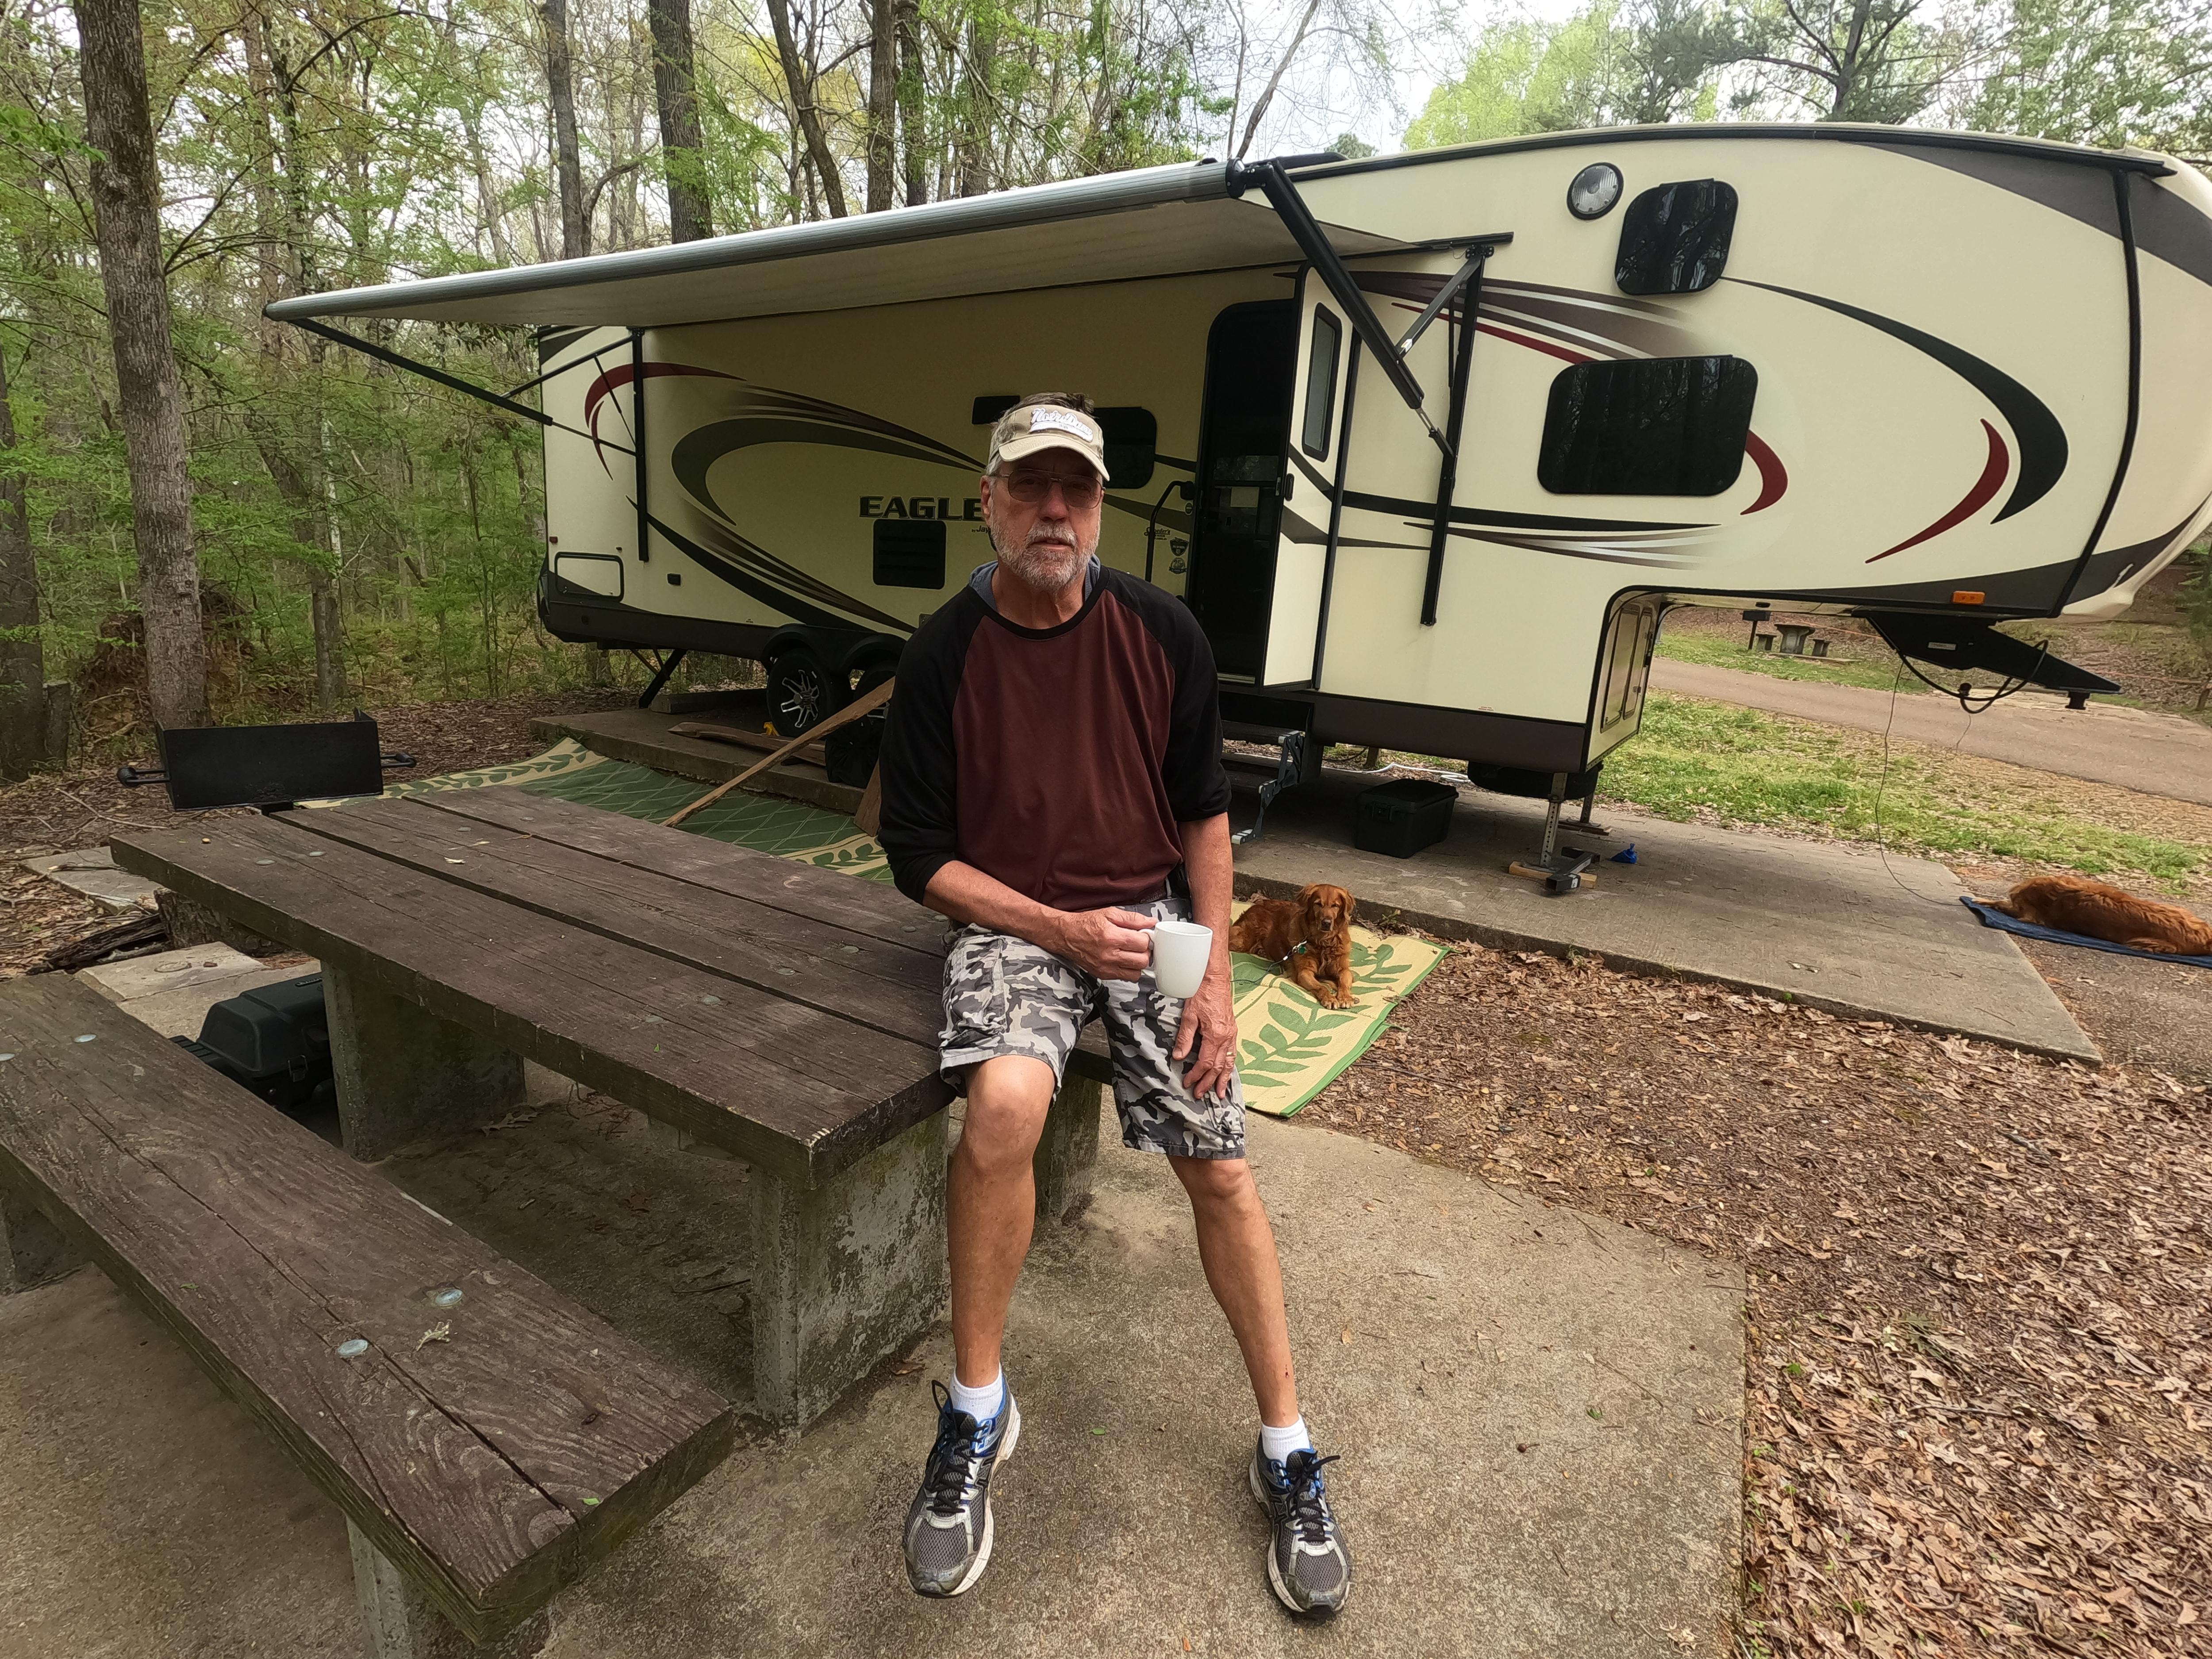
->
[263,161,1410,328]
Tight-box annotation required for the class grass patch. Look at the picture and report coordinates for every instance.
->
[1653,626,1919,692]
[1601,693,2210,890]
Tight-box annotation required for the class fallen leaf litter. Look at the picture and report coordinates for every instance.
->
[1302,939,2209,1659]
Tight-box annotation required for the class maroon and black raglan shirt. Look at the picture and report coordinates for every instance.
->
[879,561,1232,914]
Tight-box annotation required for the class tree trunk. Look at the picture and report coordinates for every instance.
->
[866,0,897,213]
[766,0,849,217]
[543,0,589,257]
[647,0,714,242]
[896,0,926,207]
[957,19,995,197]
[0,342,46,780]
[74,0,207,730]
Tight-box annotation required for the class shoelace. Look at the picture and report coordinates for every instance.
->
[923,1382,994,1517]
[1281,1452,1341,1546]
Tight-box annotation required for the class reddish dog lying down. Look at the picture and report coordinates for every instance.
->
[1229,883,1358,1008]
[1989,874,2212,955]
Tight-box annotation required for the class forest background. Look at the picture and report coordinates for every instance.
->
[2,0,2210,770]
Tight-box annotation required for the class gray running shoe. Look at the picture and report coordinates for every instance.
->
[904,1381,1021,1597]
[1250,1443,1352,1617]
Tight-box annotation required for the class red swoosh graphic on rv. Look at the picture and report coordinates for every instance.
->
[583,361,738,472]
[1741,434,1787,514]
[1453,316,1790,515]
[1866,421,2009,561]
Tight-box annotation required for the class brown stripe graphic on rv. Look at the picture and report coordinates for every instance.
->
[1729,278,2067,524]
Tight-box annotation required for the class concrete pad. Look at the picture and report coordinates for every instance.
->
[20,846,161,911]
[0,1103,1744,1658]
[1233,768,2098,1062]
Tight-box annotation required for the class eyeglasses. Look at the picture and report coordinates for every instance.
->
[998,469,1104,507]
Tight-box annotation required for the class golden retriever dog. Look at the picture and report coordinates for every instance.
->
[1230,883,1358,1008]
[1989,874,2212,955]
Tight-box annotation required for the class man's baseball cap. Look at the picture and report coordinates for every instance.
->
[987,398,1109,480]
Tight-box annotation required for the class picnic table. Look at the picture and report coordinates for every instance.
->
[108,786,1106,1425]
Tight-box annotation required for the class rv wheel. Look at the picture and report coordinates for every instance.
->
[766,647,845,737]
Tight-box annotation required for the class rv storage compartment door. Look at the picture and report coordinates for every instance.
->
[1262,288,1353,688]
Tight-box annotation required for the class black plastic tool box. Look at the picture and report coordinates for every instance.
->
[1354,779,1457,859]
[171,973,334,1114]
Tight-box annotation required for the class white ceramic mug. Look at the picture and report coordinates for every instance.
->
[1150,917,1214,999]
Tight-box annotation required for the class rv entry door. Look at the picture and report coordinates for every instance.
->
[1186,301,1296,680]
[1185,292,1354,688]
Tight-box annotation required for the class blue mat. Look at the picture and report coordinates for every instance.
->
[1960,897,2212,969]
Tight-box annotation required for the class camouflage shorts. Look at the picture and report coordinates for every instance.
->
[938,896,1246,1161]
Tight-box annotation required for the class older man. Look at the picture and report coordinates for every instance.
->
[877,393,1352,1617]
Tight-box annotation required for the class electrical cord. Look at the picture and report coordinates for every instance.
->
[1871,654,1989,910]
[1891,636,2051,714]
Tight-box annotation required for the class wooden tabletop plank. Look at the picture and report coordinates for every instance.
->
[111,819,949,1184]
[418,789,1113,1085]
[285,798,944,1048]
[416,787,945,955]
[0,975,734,1641]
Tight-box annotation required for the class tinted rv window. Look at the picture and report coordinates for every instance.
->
[1538,356,1756,495]
[1300,309,1342,460]
[1095,406,1158,490]
[972,395,1020,424]
[1615,180,1737,295]
[874,518,947,588]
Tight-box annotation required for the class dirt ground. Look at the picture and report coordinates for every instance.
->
[1296,943,2210,1659]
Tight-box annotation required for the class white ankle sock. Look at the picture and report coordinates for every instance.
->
[1259,1417,1311,1465]
[949,1369,1005,1422]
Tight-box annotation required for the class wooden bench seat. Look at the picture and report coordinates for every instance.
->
[112,791,1109,1423]
[0,974,735,1655]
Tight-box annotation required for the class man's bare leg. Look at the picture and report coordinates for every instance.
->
[1169,1155,1299,1425]
[948,1054,1057,1388]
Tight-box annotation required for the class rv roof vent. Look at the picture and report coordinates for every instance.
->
[1616,179,1737,295]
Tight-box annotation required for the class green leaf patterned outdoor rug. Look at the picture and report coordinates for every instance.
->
[396,744,1445,1116]
[1227,899,1448,1118]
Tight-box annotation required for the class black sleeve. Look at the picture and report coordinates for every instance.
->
[1116,573,1232,822]
[877,598,977,906]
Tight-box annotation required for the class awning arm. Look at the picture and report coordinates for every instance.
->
[1397,248,1487,356]
[1231,157,1447,456]
[282,316,634,456]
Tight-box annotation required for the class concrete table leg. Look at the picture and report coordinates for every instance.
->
[752,1111,948,1425]
[1034,1072,1103,1226]
[0,1190,78,1293]
[348,1520,549,1659]
[323,967,525,1162]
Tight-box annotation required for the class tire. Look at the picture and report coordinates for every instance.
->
[765,647,844,737]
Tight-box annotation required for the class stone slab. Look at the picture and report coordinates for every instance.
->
[0,1100,1744,1659]
[1233,767,2099,1063]
[20,846,161,912]
[79,942,267,1002]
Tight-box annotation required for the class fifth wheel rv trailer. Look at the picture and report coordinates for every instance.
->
[272,123,2212,802]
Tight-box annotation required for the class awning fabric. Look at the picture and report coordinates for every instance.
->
[264,161,1408,329]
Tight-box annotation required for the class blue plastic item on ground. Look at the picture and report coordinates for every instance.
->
[1609,844,1637,864]
[1960,896,2212,969]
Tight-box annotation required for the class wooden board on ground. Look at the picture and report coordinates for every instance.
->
[668,722,828,767]
[111,817,947,1184]
[0,975,734,1644]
